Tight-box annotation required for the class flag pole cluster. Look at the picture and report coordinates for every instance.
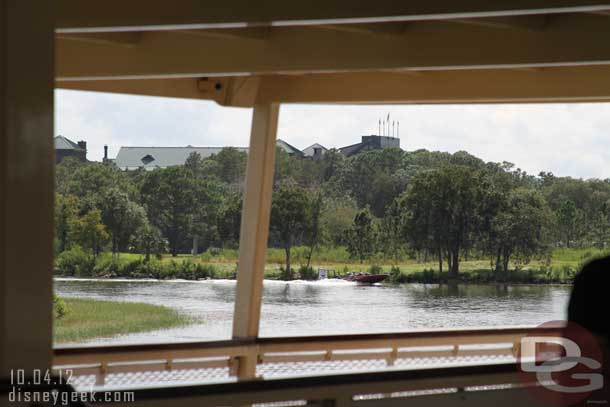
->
[379,113,399,138]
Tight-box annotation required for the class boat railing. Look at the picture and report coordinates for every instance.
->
[91,362,540,407]
[53,325,564,389]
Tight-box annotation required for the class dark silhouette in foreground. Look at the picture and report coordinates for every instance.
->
[568,256,610,339]
[568,256,610,402]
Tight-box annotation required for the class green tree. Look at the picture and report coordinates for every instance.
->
[339,148,407,217]
[303,191,323,268]
[217,192,243,249]
[140,167,200,256]
[556,200,583,248]
[270,183,311,278]
[133,223,166,262]
[210,147,247,184]
[403,165,484,277]
[54,193,80,253]
[346,208,376,263]
[490,189,552,274]
[588,201,610,249]
[379,199,406,263]
[69,209,109,256]
[319,194,359,247]
[184,152,207,178]
[99,188,147,254]
[320,149,346,182]
[57,161,137,201]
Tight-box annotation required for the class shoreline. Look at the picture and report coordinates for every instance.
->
[54,297,193,344]
[54,276,572,287]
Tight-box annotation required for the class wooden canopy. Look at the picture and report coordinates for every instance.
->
[56,0,610,105]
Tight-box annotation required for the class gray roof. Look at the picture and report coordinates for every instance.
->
[54,135,83,151]
[114,138,301,170]
[338,141,368,157]
[115,146,248,170]
[302,143,328,157]
[276,139,304,157]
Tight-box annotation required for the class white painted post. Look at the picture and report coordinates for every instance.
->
[232,102,279,379]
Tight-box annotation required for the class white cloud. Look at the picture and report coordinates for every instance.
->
[56,90,610,179]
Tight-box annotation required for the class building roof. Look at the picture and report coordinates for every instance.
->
[338,142,368,157]
[302,143,328,157]
[276,139,304,157]
[115,146,248,170]
[115,139,301,170]
[338,135,401,157]
[54,135,83,151]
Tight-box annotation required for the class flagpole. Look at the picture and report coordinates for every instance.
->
[386,113,390,137]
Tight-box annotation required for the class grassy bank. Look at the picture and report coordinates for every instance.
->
[54,246,608,284]
[54,298,192,343]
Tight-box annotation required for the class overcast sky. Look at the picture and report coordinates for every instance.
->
[55,89,610,179]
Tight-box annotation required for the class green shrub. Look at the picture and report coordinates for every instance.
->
[120,258,147,277]
[389,266,406,284]
[159,260,218,280]
[368,264,383,274]
[279,267,294,281]
[55,246,95,276]
[93,255,121,277]
[298,265,317,280]
[53,295,69,319]
[193,263,217,279]
[405,268,438,284]
[208,247,222,256]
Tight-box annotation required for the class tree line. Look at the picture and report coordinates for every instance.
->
[55,146,610,278]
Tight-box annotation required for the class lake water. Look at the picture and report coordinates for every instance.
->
[54,278,571,346]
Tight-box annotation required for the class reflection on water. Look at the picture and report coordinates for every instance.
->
[54,278,571,346]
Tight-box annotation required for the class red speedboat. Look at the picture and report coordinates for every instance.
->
[345,273,388,284]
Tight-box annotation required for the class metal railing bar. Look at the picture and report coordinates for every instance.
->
[80,362,521,405]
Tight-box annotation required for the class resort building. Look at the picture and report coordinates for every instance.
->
[339,135,400,157]
[54,135,87,163]
[302,143,328,160]
[113,139,300,170]
[112,135,400,170]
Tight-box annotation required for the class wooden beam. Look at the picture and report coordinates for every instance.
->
[56,32,142,47]
[255,66,610,105]
[451,14,550,30]
[318,22,408,37]
[56,0,610,32]
[176,27,270,41]
[57,65,610,106]
[232,102,279,378]
[56,14,610,80]
[0,0,54,378]
[57,76,261,105]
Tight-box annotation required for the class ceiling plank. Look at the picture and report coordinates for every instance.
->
[56,14,610,80]
[56,32,142,47]
[318,23,408,37]
[56,65,610,106]
[255,67,610,104]
[450,15,550,30]
[56,0,610,32]
[176,27,270,41]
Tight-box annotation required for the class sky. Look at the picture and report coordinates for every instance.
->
[55,89,610,179]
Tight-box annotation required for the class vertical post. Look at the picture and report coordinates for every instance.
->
[232,102,279,379]
[0,0,55,379]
